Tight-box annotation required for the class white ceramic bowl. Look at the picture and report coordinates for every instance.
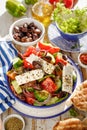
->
[3,114,25,130]
[78,51,87,68]
[9,18,45,47]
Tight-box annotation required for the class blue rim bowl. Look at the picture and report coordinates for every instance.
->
[56,22,87,42]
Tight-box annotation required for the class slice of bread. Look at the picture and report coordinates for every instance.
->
[71,80,87,111]
[53,118,87,130]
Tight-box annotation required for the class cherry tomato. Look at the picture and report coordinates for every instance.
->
[41,77,57,93]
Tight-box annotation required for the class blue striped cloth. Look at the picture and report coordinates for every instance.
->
[0,41,18,114]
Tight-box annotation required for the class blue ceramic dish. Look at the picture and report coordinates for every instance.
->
[6,57,83,119]
[56,22,87,42]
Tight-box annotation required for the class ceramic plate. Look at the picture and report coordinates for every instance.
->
[48,23,87,52]
[7,57,83,119]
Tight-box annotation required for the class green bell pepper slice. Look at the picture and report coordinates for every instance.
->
[6,0,26,17]
[13,57,23,69]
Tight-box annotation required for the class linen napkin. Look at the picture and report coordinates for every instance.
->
[0,41,18,114]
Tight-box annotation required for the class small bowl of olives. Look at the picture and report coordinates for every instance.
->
[9,18,45,47]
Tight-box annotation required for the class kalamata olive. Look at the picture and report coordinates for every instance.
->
[43,56,52,62]
[27,33,32,37]
[32,61,42,69]
[58,62,64,69]
[23,23,28,28]
[13,22,42,42]
[21,27,28,33]
[21,36,28,42]
[13,33,19,37]
[19,25,23,31]
[57,91,67,98]
[26,37,33,42]
[52,91,67,98]
[29,22,35,27]
[13,33,20,41]
[62,54,67,60]
[14,36,21,41]
[14,26,20,33]
[34,28,41,34]
[31,26,36,30]
[33,33,39,40]
[21,36,33,42]
[19,32,25,38]
[28,29,33,33]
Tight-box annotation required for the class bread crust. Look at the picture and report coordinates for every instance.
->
[53,118,86,130]
[71,80,87,111]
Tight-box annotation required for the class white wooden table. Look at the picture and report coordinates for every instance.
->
[0,0,87,130]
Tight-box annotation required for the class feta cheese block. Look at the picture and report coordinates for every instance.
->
[26,54,55,74]
[15,69,44,85]
[62,63,73,94]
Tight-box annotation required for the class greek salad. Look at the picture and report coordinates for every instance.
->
[7,42,77,106]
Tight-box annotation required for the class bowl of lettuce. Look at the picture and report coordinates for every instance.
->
[52,3,87,42]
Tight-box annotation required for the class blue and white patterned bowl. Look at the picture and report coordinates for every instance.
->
[56,22,87,42]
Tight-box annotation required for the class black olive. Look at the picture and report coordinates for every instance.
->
[32,61,42,69]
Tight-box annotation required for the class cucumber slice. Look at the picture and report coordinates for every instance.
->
[55,79,62,92]
[11,80,22,94]
[34,90,49,102]
[46,96,59,105]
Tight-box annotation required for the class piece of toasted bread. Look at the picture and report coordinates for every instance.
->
[53,118,86,130]
[71,80,87,111]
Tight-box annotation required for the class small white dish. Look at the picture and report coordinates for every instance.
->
[3,114,25,130]
[78,51,87,68]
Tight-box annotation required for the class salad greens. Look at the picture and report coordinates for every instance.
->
[52,3,87,33]
[69,107,79,117]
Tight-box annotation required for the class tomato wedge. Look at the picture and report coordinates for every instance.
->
[48,47,60,54]
[56,57,67,65]
[38,42,52,50]
[38,42,60,54]
[23,46,37,57]
[49,0,59,4]
[23,59,33,69]
[41,77,57,93]
[63,0,73,8]
[26,97,35,105]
